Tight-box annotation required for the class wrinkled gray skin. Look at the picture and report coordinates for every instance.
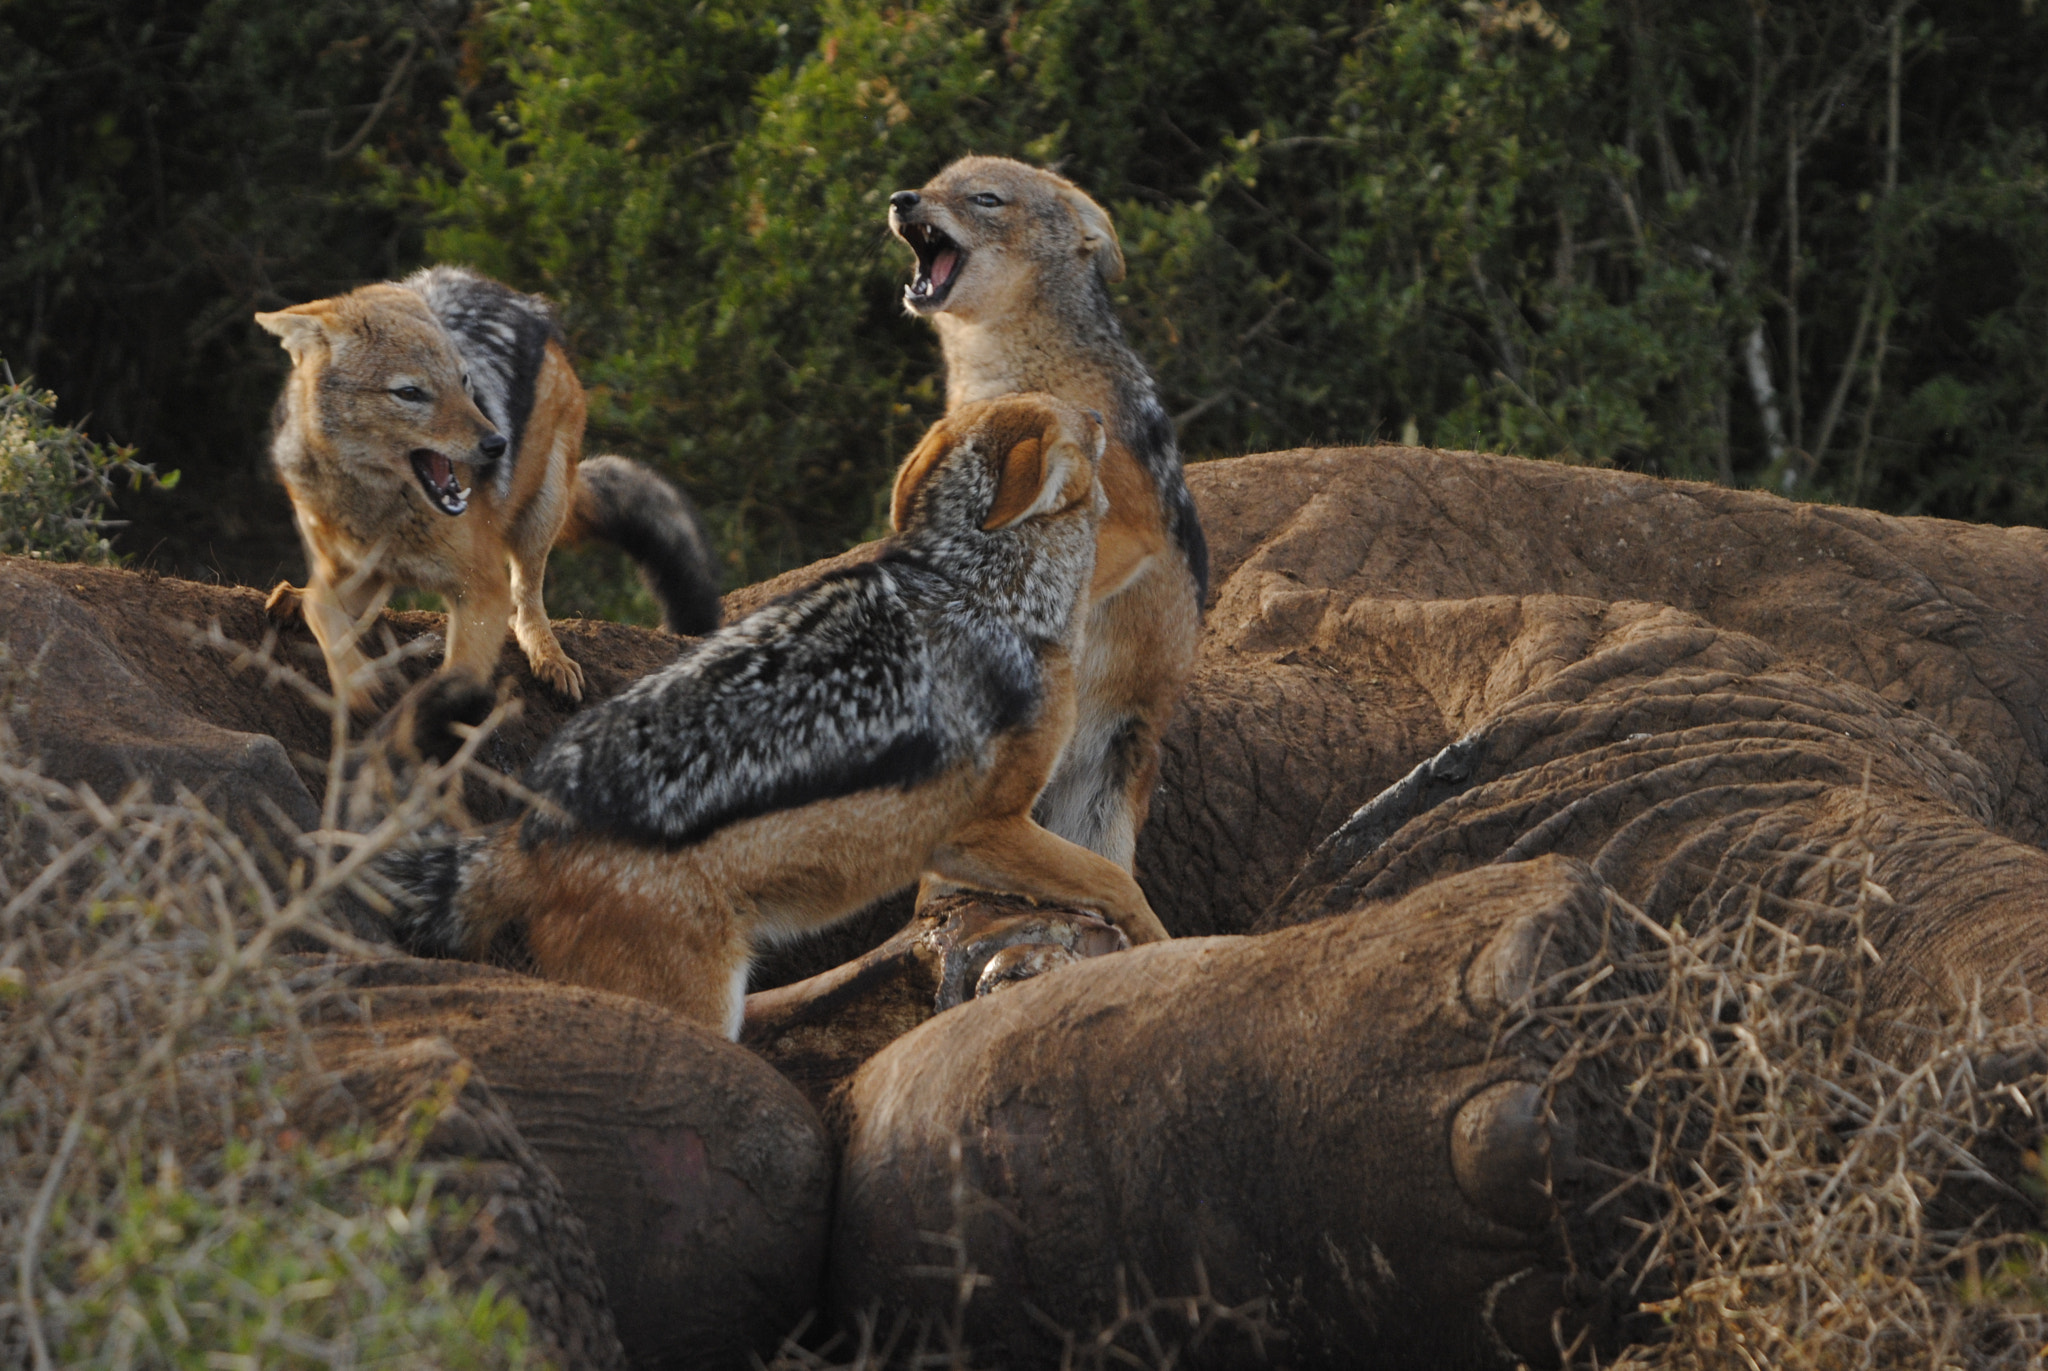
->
[831,859,1635,1369]
[829,612,2048,1368]
[13,442,2048,1370]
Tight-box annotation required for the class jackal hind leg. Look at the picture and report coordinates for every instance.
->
[520,843,753,1037]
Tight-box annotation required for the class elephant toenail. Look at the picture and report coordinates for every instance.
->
[1450,1079,1572,1231]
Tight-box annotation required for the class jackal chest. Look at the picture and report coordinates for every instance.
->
[285,464,490,590]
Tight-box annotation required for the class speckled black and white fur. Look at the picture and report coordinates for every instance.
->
[514,401,1101,856]
[378,394,1165,1035]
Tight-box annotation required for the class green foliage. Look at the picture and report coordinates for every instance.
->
[1878,126,2048,521]
[59,1136,534,1370]
[404,0,1003,581]
[0,359,168,562]
[9,0,2048,595]
[0,0,473,584]
[395,0,2048,601]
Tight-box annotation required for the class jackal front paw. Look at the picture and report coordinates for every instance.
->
[528,647,586,702]
[264,581,306,623]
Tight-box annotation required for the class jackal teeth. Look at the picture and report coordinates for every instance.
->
[409,448,471,516]
[897,221,965,309]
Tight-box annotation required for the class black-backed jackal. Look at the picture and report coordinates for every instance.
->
[889,158,1209,879]
[257,266,718,712]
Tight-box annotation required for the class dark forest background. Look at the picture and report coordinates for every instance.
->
[5,0,2044,619]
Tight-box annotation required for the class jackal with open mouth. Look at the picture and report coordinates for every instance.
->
[256,266,719,712]
[890,157,1209,876]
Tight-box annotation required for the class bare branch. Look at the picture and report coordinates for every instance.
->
[323,32,421,162]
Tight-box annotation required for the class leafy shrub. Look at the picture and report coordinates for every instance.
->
[0,361,168,563]
[401,0,2048,609]
[8,0,2048,598]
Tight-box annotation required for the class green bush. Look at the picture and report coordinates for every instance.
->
[59,1132,535,1371]
[0,361,168,562]
[401,0,2048,603]
[9,0,2047,594]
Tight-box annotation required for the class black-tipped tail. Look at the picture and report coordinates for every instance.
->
[569,455,721,636]
[378,835,488,958]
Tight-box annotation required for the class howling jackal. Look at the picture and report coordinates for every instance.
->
[257,266,719,711]
[381,394,1167,1038]
[890,157,1208,878]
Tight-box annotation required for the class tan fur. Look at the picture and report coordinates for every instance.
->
[892,156,1205,872]
[448,397,1164,1037]
[257,286,590,712]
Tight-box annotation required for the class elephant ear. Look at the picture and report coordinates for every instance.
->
[1057,184,1125,286]
[254,301,340,364]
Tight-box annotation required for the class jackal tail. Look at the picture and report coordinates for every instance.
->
[565,455,721,636]
[379,833,493,959]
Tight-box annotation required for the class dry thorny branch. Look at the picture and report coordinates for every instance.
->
[0,628,538,1369]
[1500,834,2048,1370]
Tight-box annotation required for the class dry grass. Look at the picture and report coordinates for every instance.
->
[1503,840,2048,1369]
[0,633,537,1370]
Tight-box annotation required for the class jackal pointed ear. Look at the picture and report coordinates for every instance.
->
[254,304,334,363]
[890,424,952,532]
[1057,185,1125,286]
[982,435,1046,531]
[984,427,1091,531]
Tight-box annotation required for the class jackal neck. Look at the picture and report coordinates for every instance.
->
[935,284,1151,438]
[934,317,1181,545]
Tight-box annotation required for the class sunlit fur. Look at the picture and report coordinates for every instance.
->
[381,395,1169,1038]
[256,266,718,713]
[890,157,1207,873]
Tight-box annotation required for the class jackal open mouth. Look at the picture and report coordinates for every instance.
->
[409,448,470,516]
[898,220,965,311]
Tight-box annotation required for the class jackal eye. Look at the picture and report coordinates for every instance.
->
[391,385,429,403]
[969,192,1004,208]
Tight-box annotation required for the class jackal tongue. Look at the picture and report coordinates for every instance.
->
[930,248,960,289]
[409,448,469,515]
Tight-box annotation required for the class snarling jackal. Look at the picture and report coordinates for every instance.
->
[257,266,718,711]
[382,395,1166,1038]
[891,157,1208,877]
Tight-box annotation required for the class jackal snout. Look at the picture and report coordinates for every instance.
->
[889,157,1125,322]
